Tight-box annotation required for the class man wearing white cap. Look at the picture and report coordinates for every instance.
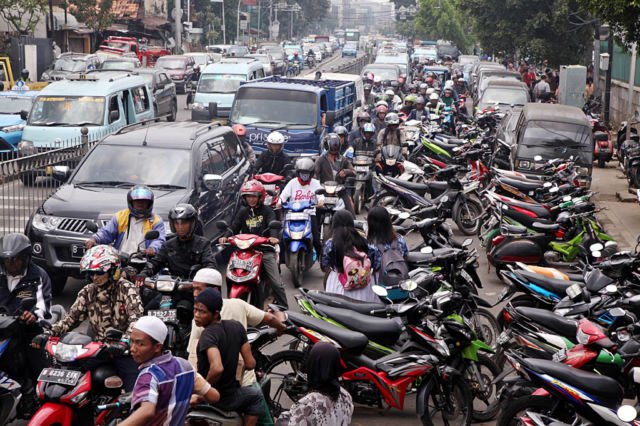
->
[121,316,218,426]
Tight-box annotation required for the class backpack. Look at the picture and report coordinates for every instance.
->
[378,240,409,285]
[338,249,372,290]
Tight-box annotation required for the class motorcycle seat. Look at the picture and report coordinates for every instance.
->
[435,134,466,144]
[525,358,623,407]
[386,176,449,195]
[304,290,387,315]
[531,222,560,232]
[499,197,551,219]
[314,304,402,346]
[515,306,577,338]
[287,311,368,353]
[517,270,582,296]
[501,224,527,235]
[497,176,544,193]
[406,248,460,264]
[431,138,465,151]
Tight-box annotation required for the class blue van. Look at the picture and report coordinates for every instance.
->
[0,89,38,156]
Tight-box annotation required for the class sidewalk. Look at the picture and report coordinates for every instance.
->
[592,164,640,250]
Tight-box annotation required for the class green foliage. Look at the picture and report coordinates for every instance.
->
[0,0,47,34]
[578,0,640,47]
[70,0,114,33]
[462,0,593,65]
[414,0,472,52]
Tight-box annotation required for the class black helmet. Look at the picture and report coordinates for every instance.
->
[323,133,341,152]
[295,157,315,183]
[390,81,399,89]
[0,233,31,275]
[127,186,154,219]
[168,203,198,239]
[334,126,348,137]
[20,69,29,80]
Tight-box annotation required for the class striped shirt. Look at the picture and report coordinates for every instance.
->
[131,351,195,426]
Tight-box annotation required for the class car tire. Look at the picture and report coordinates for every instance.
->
[168,100,177,122]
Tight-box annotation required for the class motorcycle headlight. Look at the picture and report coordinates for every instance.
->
[2,124,25,133]
[54,343,87,362]
[192,102,206,111]
[235,238,256,250]
[385,158,397,166]
[155,280,176,292]
[17,140,36,155]
[32,213,62,232]
[290,231,305,240]
[518,160,531,170]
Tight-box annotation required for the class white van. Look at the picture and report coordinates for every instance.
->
[191,57,265,121]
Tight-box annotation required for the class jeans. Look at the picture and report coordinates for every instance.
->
[261,251,288,308]
[215,385,264,416]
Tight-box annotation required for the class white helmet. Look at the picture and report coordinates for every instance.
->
[444,80,454,89]
[374,76,382,83]
[429,93,440,101]
[385,89,395,96]
[266,131,286,145]
[426,88,436,95]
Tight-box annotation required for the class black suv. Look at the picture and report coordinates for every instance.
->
[25,121,250,294]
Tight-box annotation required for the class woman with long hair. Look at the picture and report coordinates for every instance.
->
[367,207,409,296]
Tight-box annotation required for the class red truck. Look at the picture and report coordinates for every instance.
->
[97,36,171,67]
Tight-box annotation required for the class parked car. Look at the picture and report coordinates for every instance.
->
[154,55,196,93]
[137,68,178,121]
[98,55,142,71]
[41,53,101,81]
[342,42,358,57]
[0,90,38,158]
[246,53,275,76]
[475,80,530,115]
[226,45,249,57]
[26,121,251,294]
[184,52,217,69]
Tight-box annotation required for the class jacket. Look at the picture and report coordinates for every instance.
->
[229,204,278,238]
[351,136,377,156]
[376,127,406,148]
[142,235,217,279]
[0,263,51,321]
[94,209,166,253]
[408,108,427,121]
[254,150,292,175]
[314,154,354,184]
[51,278,142,341]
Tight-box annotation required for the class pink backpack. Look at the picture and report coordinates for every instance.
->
[338,249,372,290]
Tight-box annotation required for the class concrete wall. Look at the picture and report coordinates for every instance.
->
[599,76,640,126]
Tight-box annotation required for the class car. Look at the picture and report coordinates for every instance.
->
[26,121,251,294]
[0,90,37,160]
[257,45,287,75]
[361,63,401,82]
[154,55,196,93]
[184,52,217,69]
[98,55,142,71]
[475,80,530,114]
[136,68,178,121]
[41,53,101,81]
[246,53,275,76]
[342,42,358,58]
[475,69,522,100]
[226,45,249,57]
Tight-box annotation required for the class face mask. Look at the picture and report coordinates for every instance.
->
[299,172,311,181]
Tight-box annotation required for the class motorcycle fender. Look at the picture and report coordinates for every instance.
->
[28,402,73,426]
[491,239,543,265]
[288,241,307,253]
[229,285,252,300]
[461,339,495,362]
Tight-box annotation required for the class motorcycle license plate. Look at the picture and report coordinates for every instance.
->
[38,368,82,386]
[231,259,254,271]
[71,244,85,259]
[149,309,177,322]
[324,196,338,205]
[355,166,369,172]
[497,331,510,345]
[552,348,567,362]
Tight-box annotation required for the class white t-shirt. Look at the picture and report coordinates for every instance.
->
[118,218,146,255]
[279,178,323,215]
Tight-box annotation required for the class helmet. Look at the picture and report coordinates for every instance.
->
[376,104,388,114]
[429,93,440,101]
[384,113,400,126]
[79,245,120,278]
[295,157,315,183]
[443,87,453,95]
[405,94,418,103]
[375,100,388,108]
[20,69,29,80]
[416,96,425,105]
[385,89,395,97]
[168,203,198,238]
[127,186,154,219]
[323,133,341,152]
[240,180,266,206]
[266,131,286,145]
[381,144,402,166]
[362,123,376,133]
[0,234,31,275]
[444,80,454,89]
[426,76,434,84]
[390,81,399,89]
[356,111,371,124]
[334,126,348,137]
[366,72,374,81]
[232,124,247,137]
[426,88,436,95]
[419,83,428,90]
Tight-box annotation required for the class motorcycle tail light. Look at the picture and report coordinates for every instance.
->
[502,310,513,324]
[491,235,505,246]
[104,376,123,389]
[599,141,610,147]
[555,229,565,239]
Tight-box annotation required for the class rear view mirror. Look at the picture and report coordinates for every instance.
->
[216,220,229,230]
[400,280,418,291]
[325,111,335,126]
[105,328,124,341]
[590,243,604,252]
[109,110,120,123]
[543,182,552,188]
[462,238,473,248]
[609,307,626,317]
[203,174,223,191]
[372,285,388,297]
[51,165,70,182]
[268,220,282,231]
[144,230,159,240]
[549,187,559,194]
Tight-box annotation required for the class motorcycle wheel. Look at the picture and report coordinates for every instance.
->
[454,198,482,236]
[497,395,573,426]
[598,157,606,168]
[289,251,305,288]
[419,376,473,426]
[261,350,307,419]
[633,167,640,189]
[466,353,501,422]
[353,187,365,215]
[467,308,501,349]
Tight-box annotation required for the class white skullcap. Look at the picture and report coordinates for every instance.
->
[133,316,168,344]
[193,268,223,287]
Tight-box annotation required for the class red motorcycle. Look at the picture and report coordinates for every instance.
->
[216,220,281,308]
[590,115,613,168]
[253,173,285,210]
[28,330,128,426]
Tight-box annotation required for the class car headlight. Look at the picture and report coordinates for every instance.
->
[2,124,25,133]
[17,140,36,155]
[192,102,206,112]
[32,213,62,232]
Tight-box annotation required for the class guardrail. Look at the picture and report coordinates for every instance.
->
[325,54,373,75]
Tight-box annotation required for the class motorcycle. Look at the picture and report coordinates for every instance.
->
[590,115,613,168]
[282,200,316,288]
[351,155,374,214]
[216,220,282,307]
[253,172,286,210]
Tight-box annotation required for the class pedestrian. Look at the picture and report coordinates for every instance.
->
[366,207,409,288]
[533,75,551,101]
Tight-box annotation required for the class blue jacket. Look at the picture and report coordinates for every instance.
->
[94,209,166,253]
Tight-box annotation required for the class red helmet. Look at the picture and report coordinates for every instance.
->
[240,179,266,205]
[376,105,388,114]
[232,124,247,137]
[426,76,434,84]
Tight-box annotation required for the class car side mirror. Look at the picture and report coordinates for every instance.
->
[144,230,159,240]
[355,99,362,108]
[203,174,223,191]
[20,110,28,121]
[51,165,70,182]
[109,110,120,123]
[208,102,218,120]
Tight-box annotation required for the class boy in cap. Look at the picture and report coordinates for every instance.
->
[122,316,218,426]
[195,288,263,426]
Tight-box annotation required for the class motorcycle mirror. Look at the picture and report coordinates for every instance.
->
[609,307,626,317]
[420,246,434,254]
[400,280,418,292]
[592,250,602,258]
[562,195,572,202]
[590,243,604,252]
[105,328,124,341]
[399,212,410,220]
[543,182,552,188]
[617,405,637,422]
[605,284,618,294]
[534,155,543,162]
[549,186,559,194]
[372,285,388,297]
[85,220,99,233]
[462,238,473,248]
[215,220,229,230]
[144,230,159,240]
[566,283,583,300]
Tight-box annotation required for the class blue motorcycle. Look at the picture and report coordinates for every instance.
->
[282,200,316,287]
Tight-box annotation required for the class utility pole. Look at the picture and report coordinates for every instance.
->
[603,24,613,125]
[174,0,182,52]
[627,42,638,141]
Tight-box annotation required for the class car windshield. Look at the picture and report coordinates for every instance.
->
[53,57,87,72]
[0,96,33,114]
[480,88,528,107]
[72,145,190,188]
[345,43,357,49]
[28,96,105,126]
[155,58,186,70]
[197,74,246,93]
[459,56,478,65]
[480,76,520,92]
[363,67,398,80]
[518,120,592,162]
[101,62,135,71]
[231,87,317,127]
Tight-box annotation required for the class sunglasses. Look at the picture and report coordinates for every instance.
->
[88,270,108,277]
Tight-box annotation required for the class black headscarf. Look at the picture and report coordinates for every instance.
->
[330,210,368,273]
[304,342,342,401]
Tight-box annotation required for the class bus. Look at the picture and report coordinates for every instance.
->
[314,35,330,43]
[345,29,360,43]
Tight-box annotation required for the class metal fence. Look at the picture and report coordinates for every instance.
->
[325,54,373,75]
[0,129,93,234]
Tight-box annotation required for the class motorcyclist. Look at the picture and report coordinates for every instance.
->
[352,123,377,156]
[219,180,289,307]
[426,93,445,116]
[334,125,350,155]
[384,89,402,111]
[419,82,428,96]
[254,131,292,175]
[376,112,406,148]
[425,76,437,89]
[375,144,405,177]
[278,157,324,259]
[444,80,459,103]
[85,185,166,257]
[408,96,428,121]
[315,134,355,214]
[348,111,372,145]
[372,104,388,134]
[363,83,375,107]
[35,245,143,391]
[400,94,417,116]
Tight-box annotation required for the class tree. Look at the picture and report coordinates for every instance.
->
[577,0,640,47]
[414,0,472,52]
[0,0,47,34]
[69,0,114,34]
[462,0,593,65]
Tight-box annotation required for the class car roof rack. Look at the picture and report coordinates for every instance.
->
[114,118,163,135]
[192,122,222,140]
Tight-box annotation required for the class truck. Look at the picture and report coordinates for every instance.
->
[0,57,48,91]
[97,36,170,67]
[221,76,359,155]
